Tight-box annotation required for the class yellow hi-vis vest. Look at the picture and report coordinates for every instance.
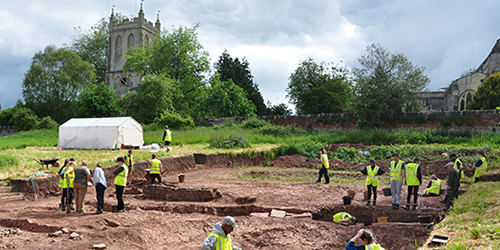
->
[454,158,465,179]
[405,163,420,186]
[124,154,134,171]
[390,160,403,181]
[426,179,441,195]
[321,154,329,169]
[365,165,380,187]
[114,164,128,187]
[149,159,161,174]
[473,157,488,178]
[333,212,352,223]
[206,231,232,250]
[58,166,67,188]
[66,166,75,188]
[164,129,172,142]
[365,243,385,250]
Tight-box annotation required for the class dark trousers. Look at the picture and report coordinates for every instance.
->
[96,183,106,211]
[446,190,458,209]
[66,188,74,207]
[150,174,162,184]
[367,185,377,201]
[61,188,67,207]
[115,185,125,210]
[317,166,330,183]
[407,186,419,204]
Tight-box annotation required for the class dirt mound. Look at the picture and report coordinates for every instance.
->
[272,155,314,168]
[0,219,60,233]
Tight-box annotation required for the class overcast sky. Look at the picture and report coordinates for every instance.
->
[1,0,499,110]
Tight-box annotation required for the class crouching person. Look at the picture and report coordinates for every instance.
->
[201,216,241,250]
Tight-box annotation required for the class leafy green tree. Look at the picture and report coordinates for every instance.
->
[35,116,59,130]
[75,83,121,118]
[215,50,268,115]
[11,107,39,131]
[287,58,352,114]
[70,17,109,84]
[124,24,210,115]
[193,75,256,118]
[266,101,292,116]
[467,72,500,110]
[0,108,15,126]
[119,74,175,124]
[22,45,96,123]
[153,111,195,130]
[352,43,429,128]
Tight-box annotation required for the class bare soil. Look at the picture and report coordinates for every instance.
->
[0,149,454,250]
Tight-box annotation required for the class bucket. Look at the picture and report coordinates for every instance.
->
[382,188,391,196]
[377,217,388,223]
[178,174,185,183]
[418,215,432,223]
[342,196,352,205]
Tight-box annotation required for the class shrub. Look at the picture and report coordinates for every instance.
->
[35,116,59,130]
[240,119,270,129]
[153,112,194,130]
[209,134,250,149]
[258,124,306,137]
[275,141,324,159]
[12,107,39,131]
[0,108,15,126]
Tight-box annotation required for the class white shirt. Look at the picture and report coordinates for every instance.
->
[93,167,107,187]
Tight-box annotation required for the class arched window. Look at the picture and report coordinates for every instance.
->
[127,33,135,50]
[460,100,465,111]
[115,35,123,63]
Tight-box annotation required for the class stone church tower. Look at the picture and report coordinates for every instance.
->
[105,4,161,97]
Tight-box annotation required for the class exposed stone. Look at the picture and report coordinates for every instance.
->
[69,232,79,239]
[93,243,106,249]
[61,228,70,234]
[48,231,62,237]
[270,209,286,218]
[143,184,221,202]
[249,212,269,218]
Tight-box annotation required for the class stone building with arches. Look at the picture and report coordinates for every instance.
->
[105,4,160,97]
[420,39,500,112]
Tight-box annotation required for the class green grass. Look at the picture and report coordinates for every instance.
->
[0,129,58,149]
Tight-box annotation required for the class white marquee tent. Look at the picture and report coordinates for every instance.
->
[58,117,143,149]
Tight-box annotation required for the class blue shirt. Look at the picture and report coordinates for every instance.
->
[345,241,365,250]
[93,167,107,187]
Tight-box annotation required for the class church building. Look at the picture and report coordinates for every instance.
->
[105,4,161,97]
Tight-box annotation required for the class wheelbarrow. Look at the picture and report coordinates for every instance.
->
[33,158,59,169]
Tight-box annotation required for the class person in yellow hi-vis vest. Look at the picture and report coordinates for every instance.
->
[424,175,441,196]
[57,159,69,211]
[361,160,386,206]
[333,212,358,226]
[402,158,422,211]
[124,150,134,184]
[64,159,76,213]
[449,153,465,180]
[201,216,241,250]
[112,157,128,213]
[473,150,488,183]
[345,229,386,250]
[316,147,330,184]
[148,153,163,184]
[163,125,172,152]
[390,153,405,210]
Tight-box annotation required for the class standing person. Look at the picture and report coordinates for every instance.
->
[345,229,386,250]
[148,154,162,184]
[402,158,422,211]
[64,159,76,213]
[73,161,93,214]
[449,153,465,180]
[473,150,488,183]
[124,150,134,184]
[389,153,405,210]
[201,216,241,250]
[93,163,107,214]
[361,160,385,206]
[113,157,128,213]
[162,125,172,152]
[316,147,330,184]
[424,175,442,196]
[57,159,69,211]
[445,162,460,210]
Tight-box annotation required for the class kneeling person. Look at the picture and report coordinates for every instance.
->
[333,212,357,226]
[201,216,241,250]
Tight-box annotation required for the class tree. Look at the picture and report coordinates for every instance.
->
[214,50,268,115]
[119,74,175,124]
[352,43,429,128]
[22,45,96,123]
[193,75,256,118]
[467,72,500,110]
[75,83,121,118]
[266,102,292,116]
[70,17,109,84]
[124,24,210,115]
[287,58,352,114]
[11,107,39,131]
